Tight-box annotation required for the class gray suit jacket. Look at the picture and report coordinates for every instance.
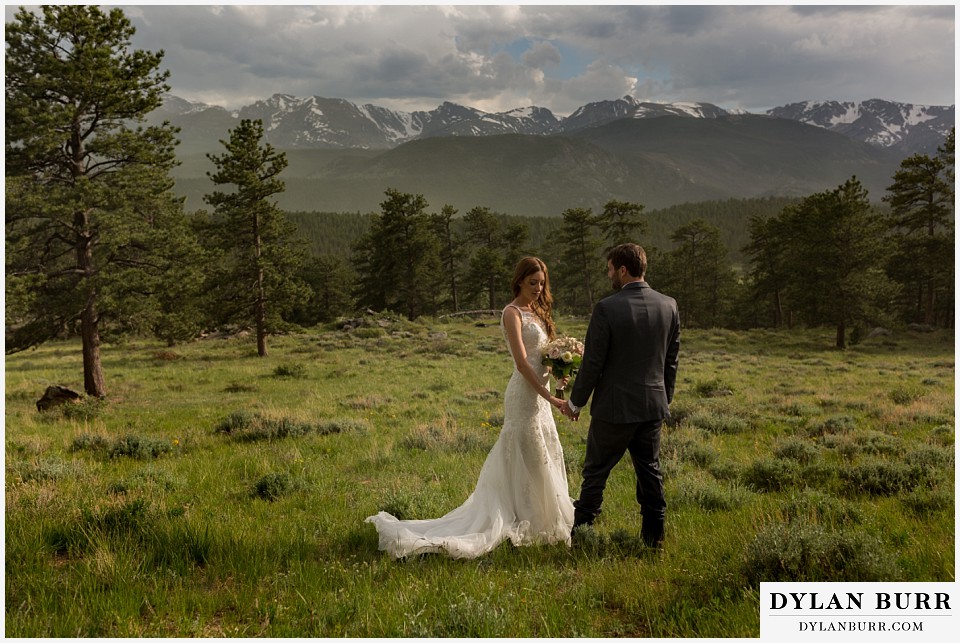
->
[569,281,680,424]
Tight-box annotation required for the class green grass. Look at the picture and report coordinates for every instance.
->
[4,319,955,636]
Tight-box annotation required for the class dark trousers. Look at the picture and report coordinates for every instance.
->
[573,416,666,546]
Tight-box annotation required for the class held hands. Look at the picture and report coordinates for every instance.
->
[553,397,580,422]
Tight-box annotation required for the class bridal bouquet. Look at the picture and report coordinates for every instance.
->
[541,336,585,399]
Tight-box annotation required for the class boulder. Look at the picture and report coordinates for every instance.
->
[36,385,82,412]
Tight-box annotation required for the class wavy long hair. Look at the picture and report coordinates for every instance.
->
[510,256,556,339]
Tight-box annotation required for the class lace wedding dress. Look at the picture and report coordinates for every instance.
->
[365,306,574,559]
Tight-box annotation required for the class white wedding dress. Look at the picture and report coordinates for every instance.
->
[365,306,574,559]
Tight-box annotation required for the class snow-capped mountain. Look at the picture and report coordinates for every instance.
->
[767,99,954,154]
[562,95,728,131]
[158,93,953,155]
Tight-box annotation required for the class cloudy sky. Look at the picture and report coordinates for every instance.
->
[6,3,956,115]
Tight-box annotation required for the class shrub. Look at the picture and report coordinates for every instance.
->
[71,433,111,454]
[928,424,954,447]
[899,488,953,515]
[315,418,370,436]
[273,363,307,379]
[8,456,85,483]
[838,459,924,496]
[743,522,900,585]
[399,420,488,453]
[214,411,336,442]
[807,415,857,437]
[740,458,801,492]
[672,477,749,512]
[662,430,718,468]
[71,432,173,460]
[108,434,173,459]
[687,409,750,435]
[889,386,923,405]
[780,490,864,526]
[694,379,733,398]
[772,438,819,464]
[252,472,295,501]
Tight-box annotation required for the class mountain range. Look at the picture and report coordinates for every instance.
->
[156,94,954,216]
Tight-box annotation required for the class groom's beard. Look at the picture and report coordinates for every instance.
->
[610,274,622,290]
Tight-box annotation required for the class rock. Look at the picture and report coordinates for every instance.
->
[867,327,892,338]
[36,385,82,412]
[907,323,936,333]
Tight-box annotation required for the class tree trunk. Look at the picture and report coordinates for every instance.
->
[924,282,935,325]
[836,320,846,350]
[773,290,783,327]
[253,212,267,357]
[80,296,106,397]
[76,213,105,397]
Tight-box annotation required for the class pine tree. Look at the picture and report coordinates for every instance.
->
[204,119,307,356]
[595,199,648,250]
[784,178,891,348]
[353,189,443,320]
[5,6,186,397]
[555,207,603,314]
[660,219,735,328]
[462,206,510,310]
[883,131,954,326]
[431,205,462,312]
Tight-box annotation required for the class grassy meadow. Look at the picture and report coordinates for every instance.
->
[4,315,955,637]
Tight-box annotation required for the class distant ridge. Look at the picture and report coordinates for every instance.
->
[154,93,953,157]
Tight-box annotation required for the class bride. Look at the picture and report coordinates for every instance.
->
[365,257,575,559]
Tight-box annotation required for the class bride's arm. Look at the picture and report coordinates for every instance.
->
[503,307,565,409]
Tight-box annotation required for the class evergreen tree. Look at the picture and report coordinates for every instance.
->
[352,189,443,320]
[660,219,735,328]
[5,5,185,396]
[782,178,891,348]
[431,205,462,312]
[555,207,604,314]
[744,214,794,327]
[204,119,307,356]
[883,131,954,326]
[595,199,648,249]
[462,206,510,310]
[289,255,355,325]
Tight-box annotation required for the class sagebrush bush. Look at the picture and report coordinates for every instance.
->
[399,419,488,453]
[899,487,953,515]
[661,429,717,467]
[743,522,900,585]
[740,458,801,492]
[780,490,864,526]
[928,424,954,446]
[108,434,173,459]
[214,411,341,442]
[273,363,308,379]
[71,432,172,459]
[252,472,296,501]
[838,459,925,496]
[687,409,750,435]
[694,379,733,398]
[772,438,819,464]
[807,415,857,437]
[672,477,749,512]
[889,386,923,405]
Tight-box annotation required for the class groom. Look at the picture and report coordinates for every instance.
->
[561,243,680,548]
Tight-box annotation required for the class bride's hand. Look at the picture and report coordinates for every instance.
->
[557,375,570,390]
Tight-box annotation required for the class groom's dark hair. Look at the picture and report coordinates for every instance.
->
[607,243,647,278]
